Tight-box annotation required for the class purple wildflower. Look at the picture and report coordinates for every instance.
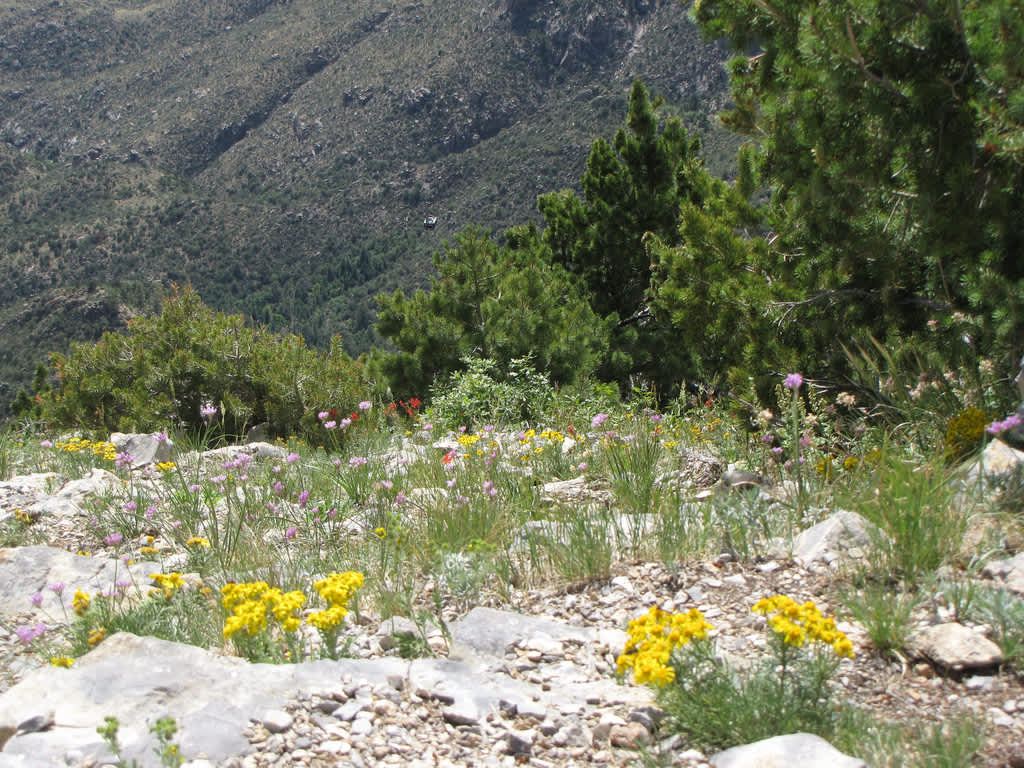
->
[783,373,804,390]
[987,414,1023,435]
[592,413,609,429]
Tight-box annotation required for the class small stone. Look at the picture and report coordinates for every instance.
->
[316,699,340,715]
[317,740,351,755]
[554,720,592,748]
[906,623,1003,671]
[989,707,1015,728]
[516,700,548,720]
[965,675,995,691]
[442,701,480,726]
[260,710,293,734]
[610,576,634,592]
[373,699,398,717]
[504,728,536,756]
[350,718,374,737]
[335,699,369,721]
[711,733,866,767]
[608,722,650,749]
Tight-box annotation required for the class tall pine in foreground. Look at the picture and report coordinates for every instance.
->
[687,0,1024,375]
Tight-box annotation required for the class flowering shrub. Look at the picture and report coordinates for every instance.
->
[617,606,714,685]
[221,572,363,662]
[307,571,364,659]
[620,595,853,751]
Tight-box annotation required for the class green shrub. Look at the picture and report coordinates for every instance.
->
[36,287,366,443]
[429,355,551,428]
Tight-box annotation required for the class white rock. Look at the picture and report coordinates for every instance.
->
[260,710,293,734]
[906,623,1003,670]
[711,733,867,767]
[792,511,880,565]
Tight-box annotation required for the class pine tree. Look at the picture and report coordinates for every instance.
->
[374,227,609,397]
[692,0,1024,370]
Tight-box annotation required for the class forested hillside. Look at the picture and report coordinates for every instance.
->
[0,0,735,415]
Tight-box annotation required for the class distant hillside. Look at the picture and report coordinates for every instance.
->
[0,0,735,414]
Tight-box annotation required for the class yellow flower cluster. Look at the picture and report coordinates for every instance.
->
[50,656,74,668]
[151,572,185,599]
[538,429,564,442]
[457,433,481,446]
[186,536,211,548]
[55,437,117,461]
[88,627,107,647]
[752,595,854,657]
[156,461,176,472]
[307,571,364,632]
[617,606,714,686]
[221,582,307,638]
[72,588,91,616]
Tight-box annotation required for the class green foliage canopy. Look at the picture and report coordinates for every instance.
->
[374,227,610,397]
[37,287,364,440]
[688,0,1024,371]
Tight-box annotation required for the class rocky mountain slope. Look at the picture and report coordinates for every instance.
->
[0,0,734,412]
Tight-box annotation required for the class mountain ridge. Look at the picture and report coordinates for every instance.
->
[0,0,735,414]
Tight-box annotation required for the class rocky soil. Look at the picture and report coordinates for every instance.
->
[2,437,1024,767]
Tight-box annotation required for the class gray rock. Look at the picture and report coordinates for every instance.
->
[982,555,1024,595]
[0,633,411,767]
[553,720,592,748]
[905,623,1004,671]
[56,469,122,502]
[504,728,536,755]
[110,433,175,467]
[349,717,374,736]
[0,545,154,620]
[792,511,879,565]
[608,721,650,748]
[966,439,1024,482]
[441,699,480,726]
[260,710,293,734]
[711,733,867,767]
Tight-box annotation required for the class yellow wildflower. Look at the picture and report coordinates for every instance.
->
[72,588,91,616]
